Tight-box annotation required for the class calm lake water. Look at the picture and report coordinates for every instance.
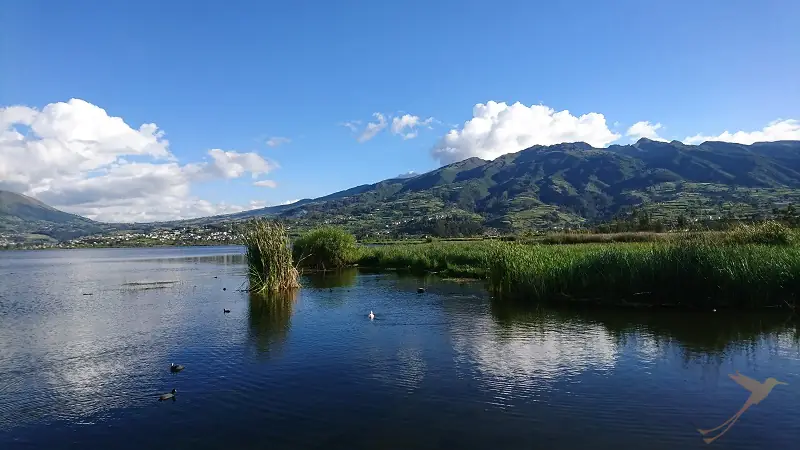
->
[1,246,799,449]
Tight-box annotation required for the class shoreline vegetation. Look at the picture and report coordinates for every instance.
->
[293,221,800,311]
[10,216,800,312]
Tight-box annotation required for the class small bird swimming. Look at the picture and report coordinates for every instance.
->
[158,389,177,401]
[368,310,375,320]
[170,363,184,373]
[223,309,231,314]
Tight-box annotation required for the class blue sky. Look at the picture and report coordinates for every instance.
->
[1,0,799,221]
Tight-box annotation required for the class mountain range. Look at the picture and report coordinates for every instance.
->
[4,138,800,242]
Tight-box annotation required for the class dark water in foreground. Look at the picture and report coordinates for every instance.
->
[1,246,799,449]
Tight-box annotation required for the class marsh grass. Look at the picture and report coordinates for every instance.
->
[356,223,800,309]
[538,221,797,246]
[539,232,673,245]
[243,219,300,293]
[292,226,358,270]
[722,221,796,245]
[356,241,493,278]
[486,241,800,309]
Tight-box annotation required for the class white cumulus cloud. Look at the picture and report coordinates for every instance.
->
[343,112,436,142]
[206,149,275,179]
[339,120,361,133]
[431,101,621,165]
[683,119,800,145]
[340,114,389,143]
[0,98,279,222]
[626,121,668,142]
[391,114,433,140]
[393,171,419,179]
[357,113,387,143]
[253,179,278,188]
[266,136,291,147]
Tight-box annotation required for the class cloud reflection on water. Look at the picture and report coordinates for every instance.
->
[0,248,248,431]
[448,310,619,406]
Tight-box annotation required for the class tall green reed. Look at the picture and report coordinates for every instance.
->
[242,219,300,293]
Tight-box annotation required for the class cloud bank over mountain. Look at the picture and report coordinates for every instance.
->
[0,99,281,222]
[3,98,798,222]
[429,101,800,165]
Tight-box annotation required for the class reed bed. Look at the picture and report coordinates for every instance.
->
[356,241,494,278]
[539,232,675,245]
[355,223,800,309]
[242,219,300,293]
[537,221,797,246]
[488,240,800,309]
[292,225,358,270]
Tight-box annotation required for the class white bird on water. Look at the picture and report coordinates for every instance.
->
[368,310,375,320]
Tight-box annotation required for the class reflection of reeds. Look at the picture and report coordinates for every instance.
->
[247,290,298,356]
[355,223,800,309]
[179,254,247,265]
[242,219,300,293]
[304,268,358,289]
[489,299,799,357]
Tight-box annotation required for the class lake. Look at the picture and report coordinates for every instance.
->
[1,246,799,449]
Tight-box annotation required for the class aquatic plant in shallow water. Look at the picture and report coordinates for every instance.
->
[292,226,358,270]
[486,240,800,309]
[353,226,800,309]
[355,241,493,278]
[242,219,300,293]
[538,221,798,246]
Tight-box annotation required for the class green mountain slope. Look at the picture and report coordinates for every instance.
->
[5,139,800,242]
[265,139,800,235]
[1,190,83,223]
[0,190,105,241]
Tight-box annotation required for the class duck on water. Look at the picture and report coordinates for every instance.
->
[170,363,184,373]
[159,389,177,401]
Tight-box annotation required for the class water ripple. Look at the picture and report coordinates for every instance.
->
[1,251,800,449]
